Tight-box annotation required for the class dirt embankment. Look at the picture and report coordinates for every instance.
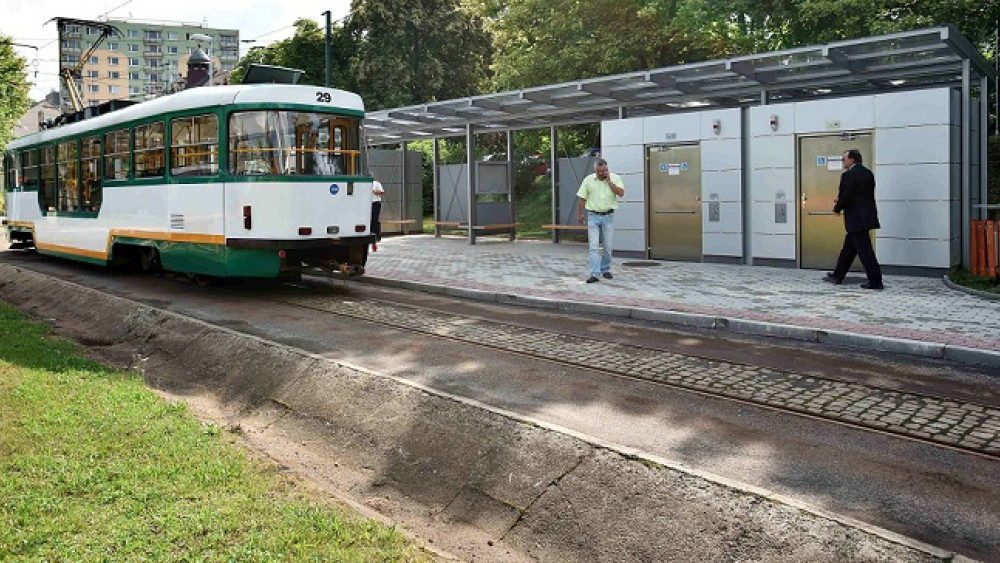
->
[0,263,952,562]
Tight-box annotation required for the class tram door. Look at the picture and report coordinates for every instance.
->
[647,144,702,261]
[798,132,874,270]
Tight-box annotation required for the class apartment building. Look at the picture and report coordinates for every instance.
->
[58,19,239,109]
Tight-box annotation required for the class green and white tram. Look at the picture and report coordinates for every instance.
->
[2,84,374,278]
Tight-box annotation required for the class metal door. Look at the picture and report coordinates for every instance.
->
[798,133,874,270]
[647,144,702,261]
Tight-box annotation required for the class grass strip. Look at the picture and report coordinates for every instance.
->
[0,301,427,561]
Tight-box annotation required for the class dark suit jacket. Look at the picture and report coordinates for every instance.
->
[832,163,880,233]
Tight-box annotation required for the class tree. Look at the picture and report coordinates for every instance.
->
[486,0,717,89]
[674,0,1000,56]
[347,0,493,109]
[231,18,357,91]
[0,37,31,154]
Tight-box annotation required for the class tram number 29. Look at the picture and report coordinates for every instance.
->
[316,92,332,103]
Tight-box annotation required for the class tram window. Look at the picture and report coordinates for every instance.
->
[40,146,56,211]
[82,136,101,211]
[170,114,218,177]
[229,111,361,177]
[104,129,130,181]
[5,152,20,190]
[57,140,80,212]
[21,150,39,190]
[135,122,165,178]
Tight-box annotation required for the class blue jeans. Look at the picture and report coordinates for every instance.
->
[587,211,614,277]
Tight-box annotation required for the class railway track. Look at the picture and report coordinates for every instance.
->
[260,279,1000,461]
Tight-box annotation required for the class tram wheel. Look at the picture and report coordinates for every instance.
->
[190,274,213,287]
[139,247,162,272]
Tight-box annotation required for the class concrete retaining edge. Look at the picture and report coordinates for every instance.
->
[0,264,960,561]
[351,274,1000,369]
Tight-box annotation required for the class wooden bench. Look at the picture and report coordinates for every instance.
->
[380,219,417,226]
[541,224,587,231]
[433,221,466,228]
[472,222,525,231]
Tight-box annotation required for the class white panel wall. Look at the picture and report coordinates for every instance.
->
[748,105,796,261]
[601,87,955,269]
[748,87,955,269]
[602,108,742,258]
[872,88,955,269]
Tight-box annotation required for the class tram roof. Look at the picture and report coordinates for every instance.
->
[364,25,995,145]
[8,84,364,149]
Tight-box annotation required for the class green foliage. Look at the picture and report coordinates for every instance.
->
[0,37,31,153]
[0,302,427,561]
[348,0,493,109]
[674,0,1000,55]
[231,19,357,91]
[990,136,1000,217]
[489,0,716,89]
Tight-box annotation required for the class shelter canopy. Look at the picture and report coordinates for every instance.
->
[364,25,994,145]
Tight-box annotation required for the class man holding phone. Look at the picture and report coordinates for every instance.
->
[577,158,625,283]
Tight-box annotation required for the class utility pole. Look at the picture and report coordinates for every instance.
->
[322,10,332,88]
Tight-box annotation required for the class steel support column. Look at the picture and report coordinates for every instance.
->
[433,138,440,237]
[550,125,559,243]
[467,125,477,245]
[962,60,971,267]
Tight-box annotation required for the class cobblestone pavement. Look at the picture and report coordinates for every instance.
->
[362,235,1000,353]
[274,291,1000,456]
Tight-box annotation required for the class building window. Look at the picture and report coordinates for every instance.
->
[89,55,99,64]
[107,42,119,50]
[129,86,141,95]
[108,71,120,79]
[86,70,99,78]
[107,56,119,65]
[109,85,121,94]
[166,32,179,40]
[87,84,100,93]
[167,46,178,54]
[128,29,139,38]
[129,72,140,80]
[128,57,139,66]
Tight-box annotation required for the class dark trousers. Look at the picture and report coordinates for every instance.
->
[833,230,882,286]
[371,201,382,241]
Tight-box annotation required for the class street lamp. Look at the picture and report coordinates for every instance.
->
[190,33,213,86]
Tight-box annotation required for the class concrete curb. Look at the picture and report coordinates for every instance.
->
[350,274,1000,369]
[943,274,1000,301]
[0,264,960,561]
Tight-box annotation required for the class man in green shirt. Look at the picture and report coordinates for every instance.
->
[576,158,625,283]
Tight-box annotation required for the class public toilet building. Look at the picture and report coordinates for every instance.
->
[365,26,994,276]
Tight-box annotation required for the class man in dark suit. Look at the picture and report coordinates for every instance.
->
[823,149,884,290]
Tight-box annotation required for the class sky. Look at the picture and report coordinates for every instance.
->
[1,0,352,100]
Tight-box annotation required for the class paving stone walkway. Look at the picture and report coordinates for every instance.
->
[363,235,1000,356]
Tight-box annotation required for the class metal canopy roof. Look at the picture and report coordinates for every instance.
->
[365,25,994,145]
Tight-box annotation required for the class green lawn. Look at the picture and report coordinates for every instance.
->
[0,302,427,561]
[949,268,1000,295]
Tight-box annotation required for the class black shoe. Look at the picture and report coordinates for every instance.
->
[860,283,884,290]
[586,276,600,283]
[602,272,613,279]
[823,274,842,285]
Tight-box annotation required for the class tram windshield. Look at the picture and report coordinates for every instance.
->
[229,111,364,177]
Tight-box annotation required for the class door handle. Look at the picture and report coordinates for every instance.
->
[807,211,838,216]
